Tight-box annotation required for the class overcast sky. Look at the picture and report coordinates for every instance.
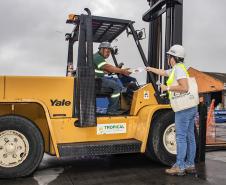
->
[0,0,226,83]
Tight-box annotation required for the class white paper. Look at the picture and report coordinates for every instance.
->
[129,67,145,73]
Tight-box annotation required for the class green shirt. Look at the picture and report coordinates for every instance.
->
[93,52,107,77]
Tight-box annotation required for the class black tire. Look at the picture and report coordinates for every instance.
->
[146,110,176,166]
[146,110,199,166]
[0,115,44,178]
[145,110,169,163]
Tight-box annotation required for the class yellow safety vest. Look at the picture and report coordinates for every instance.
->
[166,63,189,99]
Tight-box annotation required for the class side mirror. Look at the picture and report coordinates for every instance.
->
[112,46,118,55]
[136,28,146,40]
[65,33,72,41]
[118,62,124,68]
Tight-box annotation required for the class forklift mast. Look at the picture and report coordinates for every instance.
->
[144,0,183,81]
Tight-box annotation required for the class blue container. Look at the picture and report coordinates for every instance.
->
[214,110,226,123]
[96,98,109,114]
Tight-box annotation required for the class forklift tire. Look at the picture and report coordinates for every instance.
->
[0,115,44,178]
[146,110,176,166]
[145,110,169,163]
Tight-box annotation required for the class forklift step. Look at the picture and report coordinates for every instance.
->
[58,139,142,157]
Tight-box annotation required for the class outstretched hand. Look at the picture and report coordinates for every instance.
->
[146,67,152,71]
[121,69,131,76]
[160,84,168,91]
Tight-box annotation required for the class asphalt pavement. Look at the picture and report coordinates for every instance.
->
[0,151,226,185]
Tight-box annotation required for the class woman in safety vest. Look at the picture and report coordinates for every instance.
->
[146,45,197,176]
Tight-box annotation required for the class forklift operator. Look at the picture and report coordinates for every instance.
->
[93,42,131,115]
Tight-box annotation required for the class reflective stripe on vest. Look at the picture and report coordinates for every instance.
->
[111,93,120,98]
[95,69,104,74]
[166,63,189,99]
[97,61,107,69]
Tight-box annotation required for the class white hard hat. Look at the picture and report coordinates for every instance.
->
[166,44,185,58]
[98,42,112,49]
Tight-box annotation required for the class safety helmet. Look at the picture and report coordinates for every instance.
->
[98,42,112,49]
[166,44,185,58]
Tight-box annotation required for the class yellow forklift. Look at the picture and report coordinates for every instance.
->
[0,1,185,178]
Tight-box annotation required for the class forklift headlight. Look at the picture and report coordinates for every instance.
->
[68,14,78,21]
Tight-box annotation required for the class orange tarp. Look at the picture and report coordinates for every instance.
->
[188,67,224,93]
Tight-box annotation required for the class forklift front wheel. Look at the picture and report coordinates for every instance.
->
[0,115,44,178]
[163,123,176,155]
[146,110,176,166]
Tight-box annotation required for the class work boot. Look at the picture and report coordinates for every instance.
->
[185,165,197,174]
[165,166,185,176]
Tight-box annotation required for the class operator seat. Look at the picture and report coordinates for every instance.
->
[95,78,113,97]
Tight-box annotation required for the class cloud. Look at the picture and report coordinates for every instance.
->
[90,0,116,15]
[0,0,226,81]
[183,0,226,72]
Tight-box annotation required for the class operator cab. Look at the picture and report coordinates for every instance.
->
[65,9,158,127]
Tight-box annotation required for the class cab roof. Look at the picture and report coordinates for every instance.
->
[67,15,133,43]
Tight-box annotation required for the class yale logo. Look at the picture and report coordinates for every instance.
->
[50,99,71,106]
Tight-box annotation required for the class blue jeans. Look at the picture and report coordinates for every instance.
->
[175,106,197,170]
[106,75,137,92]
[118,75,137,86]
[101,77,122,113]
